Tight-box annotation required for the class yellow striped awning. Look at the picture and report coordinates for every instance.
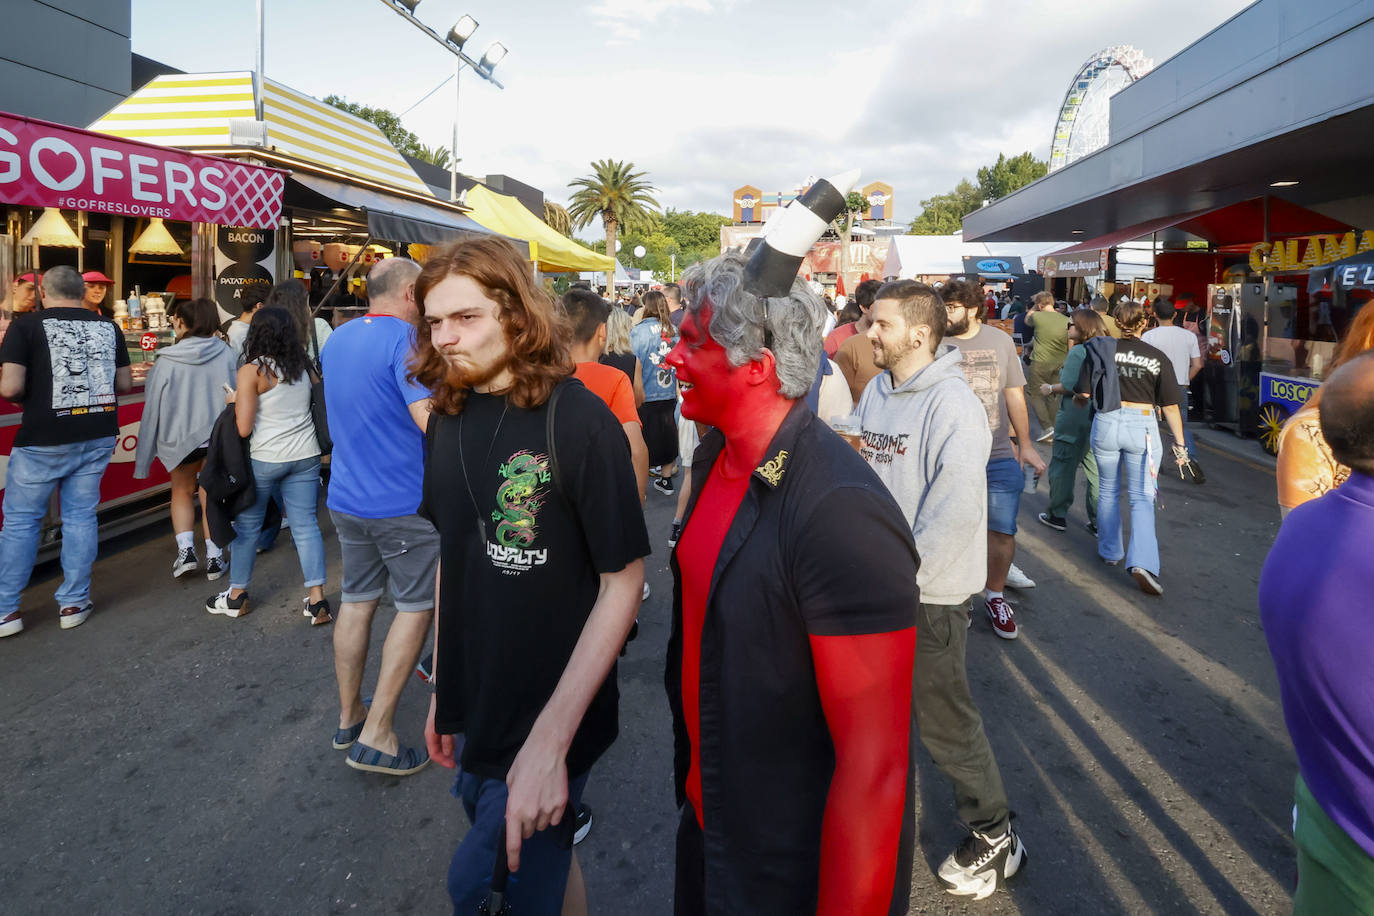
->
[89,71,431,197]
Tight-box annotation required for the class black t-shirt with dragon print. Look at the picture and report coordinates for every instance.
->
[419,378,650,780]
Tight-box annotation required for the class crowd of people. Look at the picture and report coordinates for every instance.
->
[1,231,1370,913]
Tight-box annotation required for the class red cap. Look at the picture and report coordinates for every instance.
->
[82,270,113,284]
[15,272,39,284]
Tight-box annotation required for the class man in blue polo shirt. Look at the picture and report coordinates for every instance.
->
[322,257,438,776]
[1260,351,1374,913]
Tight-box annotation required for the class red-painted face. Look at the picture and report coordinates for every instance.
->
[665,304,754,428]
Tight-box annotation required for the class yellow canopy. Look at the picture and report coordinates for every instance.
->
[464,185,614,273]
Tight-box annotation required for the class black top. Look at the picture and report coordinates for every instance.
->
[419,379,650,781]
[665,401,920,915]
[598,350,636,382]
[1078,336,1182,408]
[0,308,131,447]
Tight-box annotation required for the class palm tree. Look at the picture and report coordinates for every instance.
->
[413,143,451,169]
[567,160,659,292]
[543,201,573,237]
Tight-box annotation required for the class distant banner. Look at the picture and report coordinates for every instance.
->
[1038,249,1107,278]
[0,110,286,229]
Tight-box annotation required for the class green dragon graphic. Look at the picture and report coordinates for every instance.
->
[492,450,551,548]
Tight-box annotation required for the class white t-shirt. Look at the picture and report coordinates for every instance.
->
[1142,325,1201,385]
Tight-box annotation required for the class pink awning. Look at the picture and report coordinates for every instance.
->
[0,111,286,229]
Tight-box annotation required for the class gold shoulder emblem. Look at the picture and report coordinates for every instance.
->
[756,449,789,486]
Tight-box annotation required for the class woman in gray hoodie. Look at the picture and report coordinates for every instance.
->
[133,297,238,580]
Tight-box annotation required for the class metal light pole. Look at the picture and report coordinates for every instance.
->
[379,1,507,201]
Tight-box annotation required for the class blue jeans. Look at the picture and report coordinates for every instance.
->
[1092,408,1162,575]
[448,768,590,916]
[228,457,325,591]
[0,437,116,613]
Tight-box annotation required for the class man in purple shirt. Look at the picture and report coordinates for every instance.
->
[1259,351,1374,913]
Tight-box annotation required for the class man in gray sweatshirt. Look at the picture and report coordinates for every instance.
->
[855,279,1025,901]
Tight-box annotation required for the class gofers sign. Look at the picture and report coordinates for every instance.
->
[0,110,286,229]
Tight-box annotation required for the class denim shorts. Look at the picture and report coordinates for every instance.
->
[328,510,439,612]
[985,457,1023,536]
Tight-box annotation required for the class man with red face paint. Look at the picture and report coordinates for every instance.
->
[664,250,920,915]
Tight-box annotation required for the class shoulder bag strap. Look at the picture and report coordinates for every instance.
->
[545,381,565,494]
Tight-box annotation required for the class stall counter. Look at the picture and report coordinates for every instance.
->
[0,384,172,544]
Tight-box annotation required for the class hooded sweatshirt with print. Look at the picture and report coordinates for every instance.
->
[856,343,992,606]
[134,334,239,478]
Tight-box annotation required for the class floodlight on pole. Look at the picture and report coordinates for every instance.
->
[478,42,508,73]
[447,15,478,49]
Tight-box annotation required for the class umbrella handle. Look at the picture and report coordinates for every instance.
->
[479,841,511,915]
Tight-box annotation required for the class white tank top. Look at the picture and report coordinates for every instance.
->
[248,359,320,463]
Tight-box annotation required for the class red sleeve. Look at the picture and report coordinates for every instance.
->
[810,628,915,916]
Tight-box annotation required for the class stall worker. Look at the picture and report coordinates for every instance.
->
[8,273,40,313]
[82,271,114,319]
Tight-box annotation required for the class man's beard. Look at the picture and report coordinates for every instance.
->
[946,314,971,336]
[445,353,510,390]
[872,339,912,371]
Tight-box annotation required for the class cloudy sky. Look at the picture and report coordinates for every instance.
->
[132,0,1254,230]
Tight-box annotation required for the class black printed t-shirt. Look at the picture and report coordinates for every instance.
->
[419,379,651,781]
[0,308,130,446]
[1078,336,1182,408]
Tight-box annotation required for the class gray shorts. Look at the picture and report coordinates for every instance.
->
[329,510,439,612]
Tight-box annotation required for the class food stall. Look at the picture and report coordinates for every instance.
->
[1245,232,1374,452]
[0,110,286,549]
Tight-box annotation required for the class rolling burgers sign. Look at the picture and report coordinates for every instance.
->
[0,111,285,229]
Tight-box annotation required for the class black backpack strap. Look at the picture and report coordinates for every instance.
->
[545,380,565,493]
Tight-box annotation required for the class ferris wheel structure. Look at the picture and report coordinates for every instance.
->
[1049,45,1154,172]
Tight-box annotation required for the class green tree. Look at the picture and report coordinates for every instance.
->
[567,160,660,292]
[324,95,423,158]
[908,179,984,235]
[908,152,1047,235]
[543,201,573,237]
[976,152,1048,202]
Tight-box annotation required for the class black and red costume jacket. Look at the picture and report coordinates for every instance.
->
[665,401,921,914]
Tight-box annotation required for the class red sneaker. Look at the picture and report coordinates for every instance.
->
[985,596,1019,640]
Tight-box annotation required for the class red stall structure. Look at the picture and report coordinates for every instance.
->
[0,111,286,551]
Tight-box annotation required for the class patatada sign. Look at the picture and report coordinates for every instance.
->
[1250,231,1374,273]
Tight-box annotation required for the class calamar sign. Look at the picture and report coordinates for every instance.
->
[1250,231,1374,273]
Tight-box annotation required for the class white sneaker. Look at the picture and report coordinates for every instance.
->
[1006,563,1036,589]
[642,581,651,601]
[937,826,1026,900]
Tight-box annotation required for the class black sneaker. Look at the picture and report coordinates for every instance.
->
[1084,519,1098,535]
[1036,512,1066,531]
[205,555,226,581]
[936,825,1026,900]
[415,652,435,685]
[1129,566,1164,596]
[668,520,682,548]
[573,804,593,845]
[172,547,198,578]
[304,597,333,626]
[652,476,674,496]
[206,589,249,618]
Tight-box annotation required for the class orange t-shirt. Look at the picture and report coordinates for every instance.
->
[574,361,640,427]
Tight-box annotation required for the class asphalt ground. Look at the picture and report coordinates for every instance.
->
[1,430,1296,915]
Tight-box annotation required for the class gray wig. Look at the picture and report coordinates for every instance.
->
[681,251,824,399]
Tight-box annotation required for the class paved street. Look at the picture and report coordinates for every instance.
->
[2,432,1296,915]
